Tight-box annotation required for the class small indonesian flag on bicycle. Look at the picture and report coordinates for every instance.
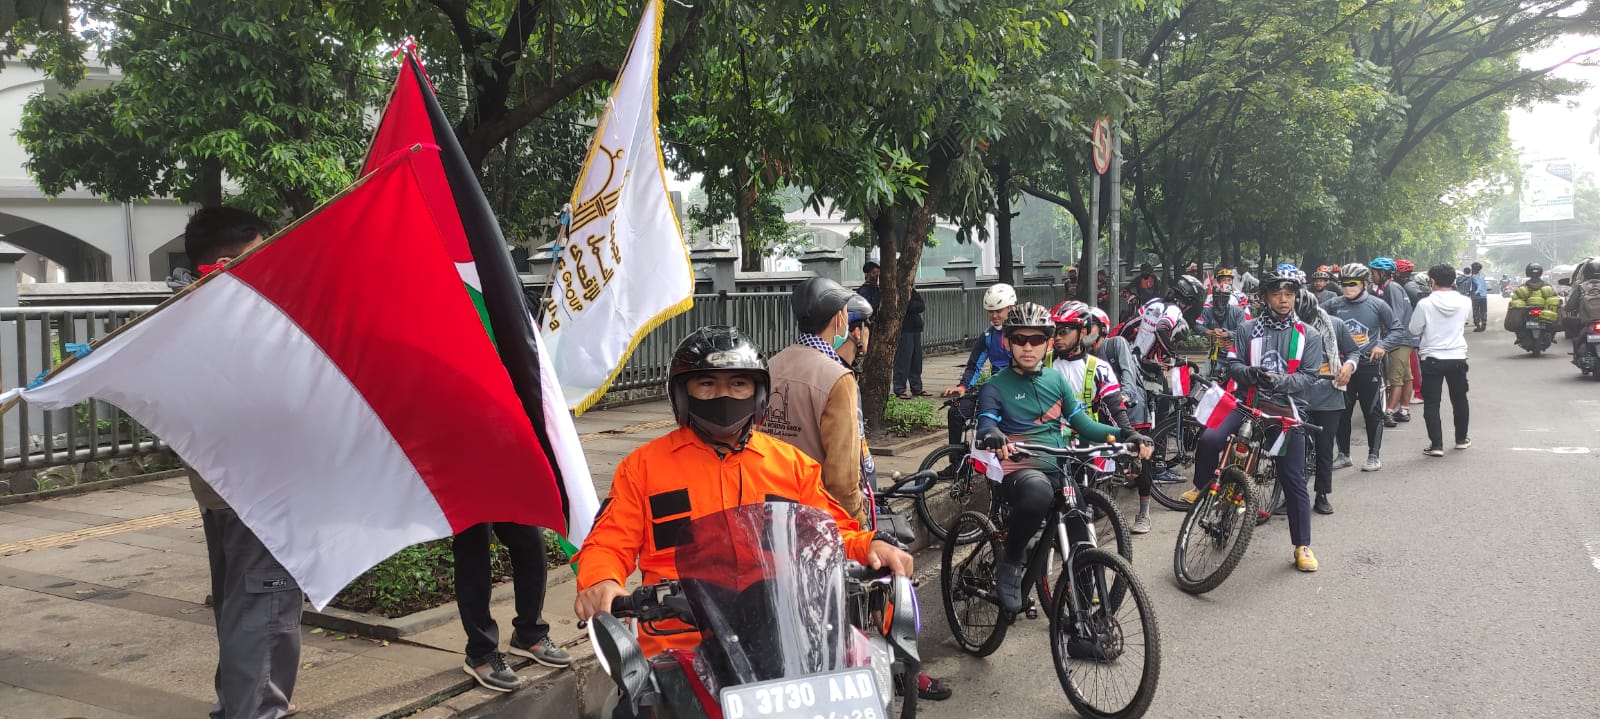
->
[1167,364,1191,397]
[1192,384,1238,429]
[968,448,1007,484]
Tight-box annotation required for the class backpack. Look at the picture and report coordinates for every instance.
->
[1453,274,1474,295]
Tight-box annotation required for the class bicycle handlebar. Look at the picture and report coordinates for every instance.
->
[1010,441,1134,458]
[1233,403,1320,433]
[878,469,938,497]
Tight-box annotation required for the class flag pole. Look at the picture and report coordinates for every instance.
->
[0,145,429,416]
[533,203,572,326]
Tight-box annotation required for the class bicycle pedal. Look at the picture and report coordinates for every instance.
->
[1025,607,1039,620]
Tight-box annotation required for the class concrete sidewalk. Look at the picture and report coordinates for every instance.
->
[0,354,969,719]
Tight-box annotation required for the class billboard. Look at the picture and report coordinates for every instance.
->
[1519,157,1575,223]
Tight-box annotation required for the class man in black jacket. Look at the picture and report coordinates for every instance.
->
[893,287,928,398]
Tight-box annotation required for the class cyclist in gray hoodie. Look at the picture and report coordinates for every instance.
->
[1321,263,1403,472]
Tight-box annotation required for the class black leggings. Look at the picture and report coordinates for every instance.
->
[999,469,1086,564]
[1310,409,1342,495]
[1337,370,1385,458]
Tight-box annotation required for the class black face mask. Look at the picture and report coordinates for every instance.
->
[687,395,760,442]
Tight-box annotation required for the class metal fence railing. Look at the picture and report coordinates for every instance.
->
[2,283,1072,479]
[2,306,167,475]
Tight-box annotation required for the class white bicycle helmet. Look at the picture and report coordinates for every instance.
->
[982,282,1018,311]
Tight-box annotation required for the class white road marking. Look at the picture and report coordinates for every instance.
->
[1585,541,1600,573]
[1509,447,1593,454]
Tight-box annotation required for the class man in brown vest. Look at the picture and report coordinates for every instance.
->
[764,277,954,701]
[764,277,876,525]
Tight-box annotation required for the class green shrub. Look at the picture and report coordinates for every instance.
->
[883,396,942,437]
[331,530,571,617]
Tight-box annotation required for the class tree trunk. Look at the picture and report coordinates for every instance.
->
[860,144,957,432]
[197,160,223,208]
[735,165,761,272]
[996,158,1014,285]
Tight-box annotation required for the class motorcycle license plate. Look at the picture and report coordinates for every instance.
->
[1525,322,1543,329]
[721,668,883,719]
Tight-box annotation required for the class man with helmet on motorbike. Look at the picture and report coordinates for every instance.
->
[1321,262,1402,472]
[1562,259,1600,364]
[765,278,878,525]
[942,283,1017,448]
[977,303,1152,612]
[1050,301,1158,534]
[1184,271,1327,571]
[574,326,914,654]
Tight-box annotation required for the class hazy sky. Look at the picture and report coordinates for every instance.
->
[1509,33,1600,181]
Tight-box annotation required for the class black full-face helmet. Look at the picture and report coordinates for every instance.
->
[668,326,770,449]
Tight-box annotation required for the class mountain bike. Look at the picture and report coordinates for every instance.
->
[1172,403,1319,594]
[1144,368,1213,511]
[941,441,1161,719]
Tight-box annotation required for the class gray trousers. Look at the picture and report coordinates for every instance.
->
[893,331,925,394]
[202,507,302,719]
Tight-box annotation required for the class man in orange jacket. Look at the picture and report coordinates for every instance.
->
[573,326,913,656]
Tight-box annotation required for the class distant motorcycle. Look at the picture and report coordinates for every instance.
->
[1576,319,1600,377]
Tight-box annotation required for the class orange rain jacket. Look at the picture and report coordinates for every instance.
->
[575,426,876,656]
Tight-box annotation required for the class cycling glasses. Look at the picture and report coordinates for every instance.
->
[1341,280,1364,287]
[1006,333,1051,347]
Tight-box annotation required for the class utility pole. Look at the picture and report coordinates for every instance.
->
[1085,20,1103,309]
[1107,25,1124,326]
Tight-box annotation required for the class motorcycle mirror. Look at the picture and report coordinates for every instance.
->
[587,613,652,704]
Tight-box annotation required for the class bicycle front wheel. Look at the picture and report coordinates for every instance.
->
[916,444,992,543]
[1051,548,1162,719]
[1173,467,1257,595]
[1147,413,1198,512]
[941,511,1008,656]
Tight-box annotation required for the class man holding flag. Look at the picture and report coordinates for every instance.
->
[1183,270,1326,572]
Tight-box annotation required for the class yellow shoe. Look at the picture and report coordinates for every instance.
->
[1294,546,1319,572]
[1180,488,1200,503]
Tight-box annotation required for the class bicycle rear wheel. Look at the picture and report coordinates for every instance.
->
[1254,462,1284,526]
[941,511,1008,656]
[916,444,992,543]
[1082,486,1133,562]
[1051,548,1162,719]
[1147,412,1199,511]
[1173,466,1257,595]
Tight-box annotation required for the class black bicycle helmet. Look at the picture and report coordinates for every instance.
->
[1294,289,1320,324]
[1526,262,1543,279]
[792,277,853,333]
[667,326,770,437]
[1002,302,1055,337]
[1170,274,1205,305]
[1259,269,1304,296]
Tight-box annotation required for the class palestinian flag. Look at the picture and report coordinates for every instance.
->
[362,51,598,555]
[0,152,578,608]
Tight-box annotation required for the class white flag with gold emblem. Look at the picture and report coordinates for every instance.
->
[540,0,693,414]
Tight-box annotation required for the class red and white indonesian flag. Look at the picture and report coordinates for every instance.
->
[540,0,694,414]
[1191,384,1239,429]
[968,448,1007,484]
[1167,364,1191,397]
[0,154,585,608]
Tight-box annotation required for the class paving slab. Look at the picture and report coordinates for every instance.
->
[0,682,143,719]
[44,488,199,520]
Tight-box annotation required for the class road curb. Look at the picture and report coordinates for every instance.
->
[303,568,578,641]
[0,468,185,505]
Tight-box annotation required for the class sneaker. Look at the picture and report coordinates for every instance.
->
[1383,412,1398,428]
[1313,493,1333,515]
[1362,456,1382,472]
[1423,446,1444,457]
[1294,546,1319,572]
[1395,409,1411,423]
[1409,396,1423,404]
[509,635,572,668]
[1130,512,1151,535]
[1455,438,1472,450]
[1332,453,1353,470]
[1179,488,1201,504]
[995,560,1025,614]
[463,652,525,693]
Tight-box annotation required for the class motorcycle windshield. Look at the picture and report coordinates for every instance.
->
[673,501,848,688]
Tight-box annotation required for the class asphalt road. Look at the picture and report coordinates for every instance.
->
[911,298,1600,718]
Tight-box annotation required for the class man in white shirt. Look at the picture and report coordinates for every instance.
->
[1408,264,1472,456]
